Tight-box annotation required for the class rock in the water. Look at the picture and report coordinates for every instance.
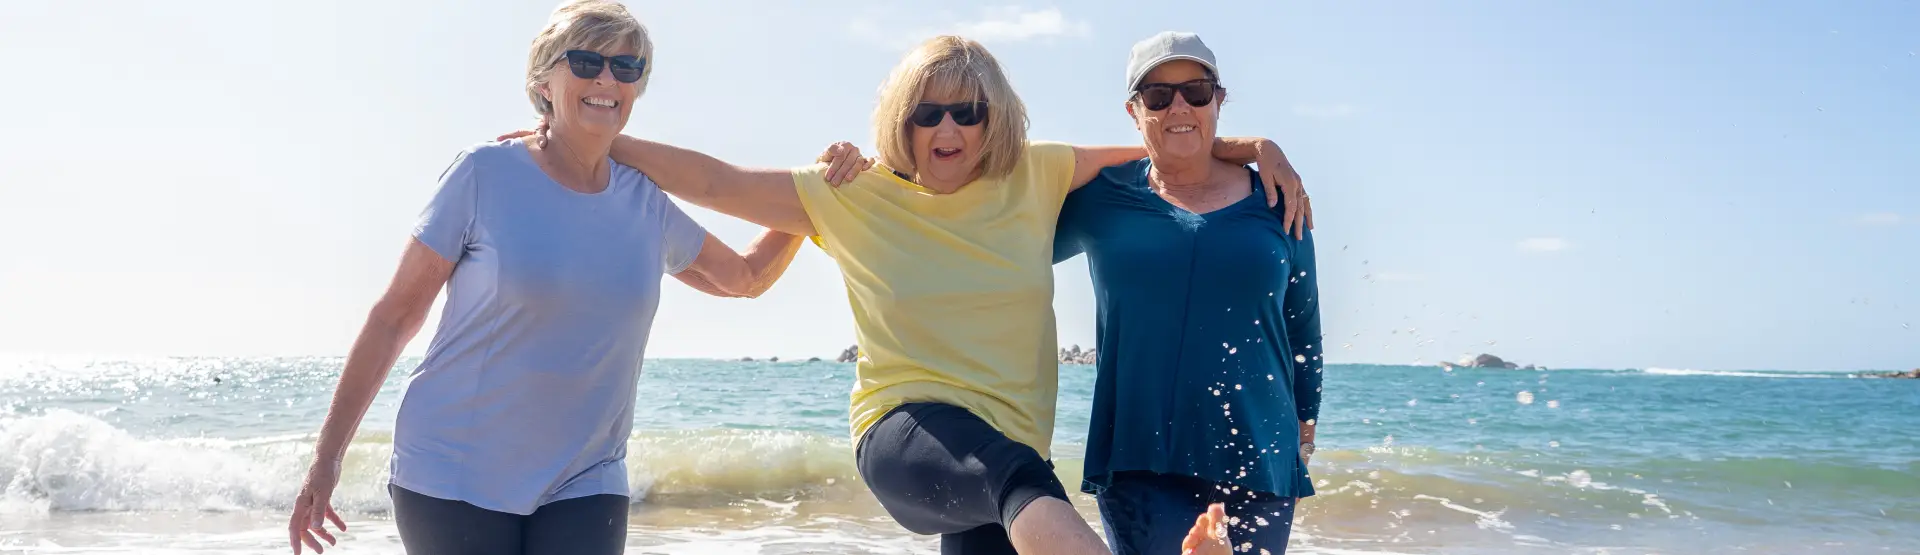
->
[769,356,780,362]
[1059,344,1097,365]
[807,357,822,363]
[836,345,859,363]
[1859,368,1920,379]
[1440,353,1528,370]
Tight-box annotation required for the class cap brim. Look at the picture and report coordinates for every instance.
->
[1128,54,1220,91]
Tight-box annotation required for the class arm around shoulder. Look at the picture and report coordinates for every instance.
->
[608,135,816,236]
[673,231,805,298]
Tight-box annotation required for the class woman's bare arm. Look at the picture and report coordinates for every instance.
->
[312,239,451,470]
[1069,138,1310,237]
[672,230,805,298]
[608,136,816,236]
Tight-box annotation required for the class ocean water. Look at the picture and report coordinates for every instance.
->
[1,355,1916,554]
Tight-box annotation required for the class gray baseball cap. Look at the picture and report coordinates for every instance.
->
[1125,31,1219,93]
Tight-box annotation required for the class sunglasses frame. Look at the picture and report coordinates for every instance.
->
[909,101,989,127]
[559,49,646,83]
[1133,79,1224,111]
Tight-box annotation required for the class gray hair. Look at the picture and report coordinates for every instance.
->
[524,0,653,117]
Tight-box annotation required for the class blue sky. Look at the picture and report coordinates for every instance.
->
[0,0,1913,371]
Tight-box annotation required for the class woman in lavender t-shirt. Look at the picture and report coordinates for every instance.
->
[282,2,810,554]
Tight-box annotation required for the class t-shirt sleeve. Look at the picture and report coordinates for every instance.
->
[654,187,708,275]
[789,164,836,252]
[1051,189,1090,264]
[412,150,481,262]
[1025,141,1079,207]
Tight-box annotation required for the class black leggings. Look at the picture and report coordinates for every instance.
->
[388,484,628,555]
[856,403,1072,555]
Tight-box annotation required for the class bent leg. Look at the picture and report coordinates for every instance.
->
[856,403,1084,553]
[1007,496,1113,555]
[389,484,524,555]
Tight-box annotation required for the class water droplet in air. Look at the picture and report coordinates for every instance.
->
[1235,384,1243,390]
[1785,481,1793,489]
[1517,391,1536,405]
[1254,319,1261,325]
[1267,374,1275,380]
[1295,354,1307,363]
[1305,419,1316,426]
[1231,428,1239,435]
[1229,347,1238,354]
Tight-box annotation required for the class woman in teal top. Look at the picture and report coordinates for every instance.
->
[1052,32,1323,555]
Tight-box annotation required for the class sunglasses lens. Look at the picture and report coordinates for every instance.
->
[564,50,603,79]
[910,104,945,127]
[950,103,986,126]
[1179,83,1217,107]
[607,56,644,83]
[1139,88,1175,111]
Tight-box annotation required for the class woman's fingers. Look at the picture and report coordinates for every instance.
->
[326,506,348,532]
[289,492,312,554]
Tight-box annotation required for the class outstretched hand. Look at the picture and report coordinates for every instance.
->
[817,141,874,186]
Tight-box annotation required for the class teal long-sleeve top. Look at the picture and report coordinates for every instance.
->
[1054,159,1322,498]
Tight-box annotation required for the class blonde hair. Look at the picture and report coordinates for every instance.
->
[524,0,653,118]
[872,36,1030,179]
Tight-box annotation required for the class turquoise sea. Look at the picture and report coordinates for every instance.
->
[1,356,1915,554]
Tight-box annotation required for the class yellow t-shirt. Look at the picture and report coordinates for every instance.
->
[792,141,1077,459]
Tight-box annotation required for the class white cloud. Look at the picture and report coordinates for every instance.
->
[1856,212,1902,227]
[1518,237,1571,253]
[953,7,1091,42]
[848,7,1091,48]
[1292,103,1358,119]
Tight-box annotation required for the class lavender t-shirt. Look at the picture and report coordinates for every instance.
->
[390,139,705,515]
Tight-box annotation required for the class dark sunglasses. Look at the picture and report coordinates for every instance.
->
[909,101,988,127]
[559,50,646,83]
[1134,79,1223,111]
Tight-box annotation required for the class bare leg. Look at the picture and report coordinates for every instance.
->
[1009,498,1230,555]
[1007,497,1109,555]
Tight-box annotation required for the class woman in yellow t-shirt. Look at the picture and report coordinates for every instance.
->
[509,35,1309,555]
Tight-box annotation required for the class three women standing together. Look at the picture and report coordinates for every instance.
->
[291,2,1323,554]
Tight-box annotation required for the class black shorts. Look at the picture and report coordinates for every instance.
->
[388,484,627,555]
[855,402,1072,555]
